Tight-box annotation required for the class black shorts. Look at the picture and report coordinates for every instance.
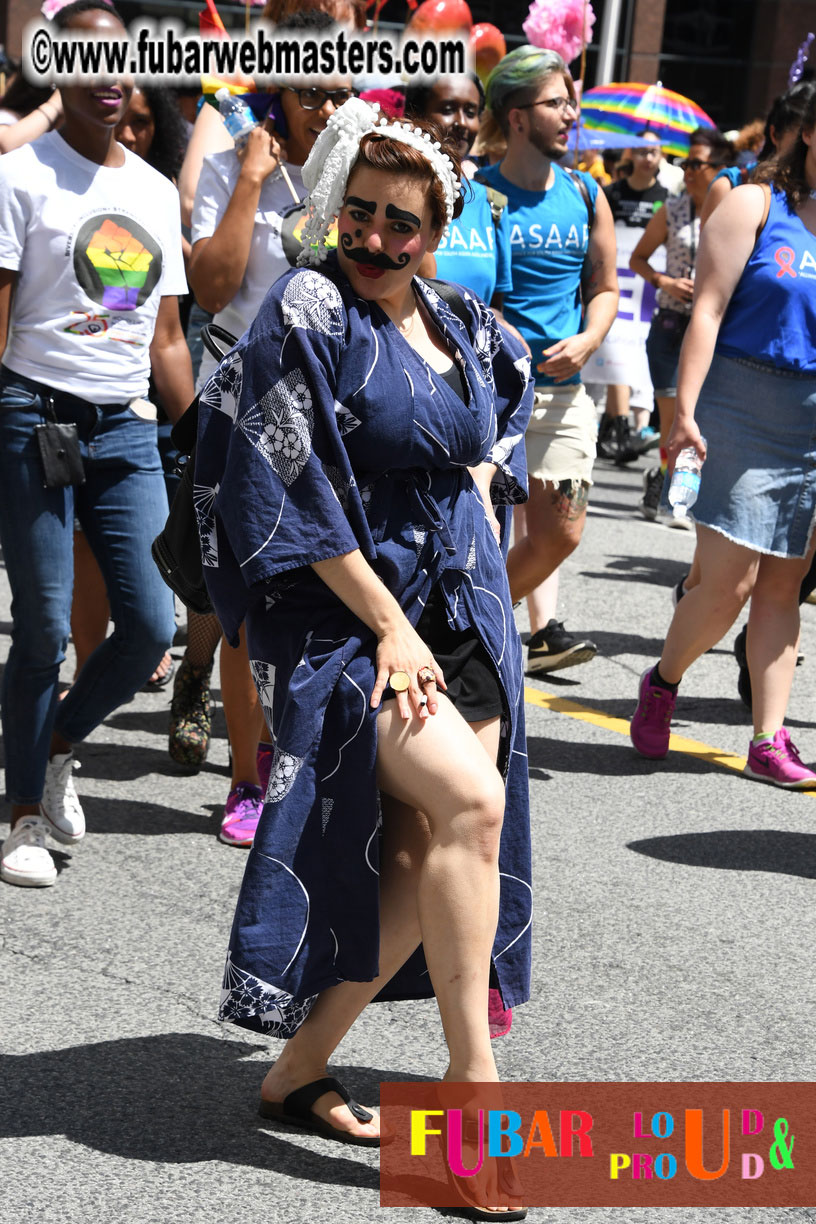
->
[383,587,504,723]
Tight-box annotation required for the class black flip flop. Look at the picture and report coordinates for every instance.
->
[143,657,175,692]
[258,1076,380,1147]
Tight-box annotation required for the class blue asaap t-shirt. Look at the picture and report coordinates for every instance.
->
[479,161,598,385]
[433,178,512,305]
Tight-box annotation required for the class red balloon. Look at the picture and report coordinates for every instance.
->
[410,0,473,33]
[470,22,506,82]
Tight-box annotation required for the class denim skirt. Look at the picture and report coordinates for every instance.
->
[694,352,816,557]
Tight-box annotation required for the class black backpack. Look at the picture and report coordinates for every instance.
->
[151,281,473,613]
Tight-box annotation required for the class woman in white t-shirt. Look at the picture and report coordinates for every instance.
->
[186,73,354,849]
[0,1,194,889]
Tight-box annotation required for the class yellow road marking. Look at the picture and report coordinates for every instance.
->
[524,684,752,776]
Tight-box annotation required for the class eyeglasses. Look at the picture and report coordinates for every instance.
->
[679,157,721,171]
[286,87,357,111]
[516,96,578,116]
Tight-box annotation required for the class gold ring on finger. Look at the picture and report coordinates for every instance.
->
[389,670,411,693]
[417,666,436,686]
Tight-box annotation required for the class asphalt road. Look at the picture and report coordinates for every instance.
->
[2,453,816,1224]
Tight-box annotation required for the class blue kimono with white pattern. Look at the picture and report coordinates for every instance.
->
[196,255,534,1037]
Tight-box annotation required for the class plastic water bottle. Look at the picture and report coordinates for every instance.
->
[215,88,257,147]
[668,442,705,520]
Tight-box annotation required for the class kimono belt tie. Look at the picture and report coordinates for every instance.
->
[403,471,459,558]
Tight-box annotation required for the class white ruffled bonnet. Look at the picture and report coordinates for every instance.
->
[296,96,461,267]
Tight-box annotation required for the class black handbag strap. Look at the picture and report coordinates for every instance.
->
[201,323,239,363]
[420,277,471,328]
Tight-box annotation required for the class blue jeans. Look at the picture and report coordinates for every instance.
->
[0,367,176,804]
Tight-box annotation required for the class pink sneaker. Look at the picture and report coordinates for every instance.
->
[630,667,677,759]
[488,988,512,1039]
[256,742,275,796]
[218,783,264,847]
[744,728,816,790]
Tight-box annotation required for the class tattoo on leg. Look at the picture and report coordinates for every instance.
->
[550,479,590,522]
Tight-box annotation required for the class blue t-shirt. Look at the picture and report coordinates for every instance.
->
[433,179,512,305]
[717,186,816,372]
[479,161,598,385]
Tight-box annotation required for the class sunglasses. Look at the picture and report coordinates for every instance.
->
[679,157,721,171]
[285,87,357,111]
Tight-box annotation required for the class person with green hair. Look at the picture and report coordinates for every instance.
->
[481,46,619,675]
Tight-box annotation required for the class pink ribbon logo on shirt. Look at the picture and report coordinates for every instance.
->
[774,247,797,278]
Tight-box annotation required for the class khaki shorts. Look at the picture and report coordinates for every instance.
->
[526,382,597,488]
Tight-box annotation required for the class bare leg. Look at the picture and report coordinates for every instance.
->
[605,384,630,419]
[514,505,560,632]
[506,476,589,604]
[261,697,505,1133]
[527,571,559,635]
[633,403,651,432]
[684,542,702,593]
[220,627,265,787]
[655,394,676,450]
[747,548,816,736]
[659,525,758,685]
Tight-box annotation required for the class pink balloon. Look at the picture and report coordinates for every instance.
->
[410,0,473,33]
[470,23,506,83]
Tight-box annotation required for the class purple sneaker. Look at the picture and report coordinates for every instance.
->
[630,667,677,759]
[744,728,816,790]
[219,782,264,847]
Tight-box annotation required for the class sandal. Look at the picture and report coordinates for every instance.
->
[445,1127,527,1221]
[144,652,175,692]
[258,1076,381,1147]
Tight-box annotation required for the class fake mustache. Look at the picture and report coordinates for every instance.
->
[340,234,410,270]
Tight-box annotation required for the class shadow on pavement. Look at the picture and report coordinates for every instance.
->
[78,742,225,782]
[81,795,218,836]
[568,691,750,728]
[103,708,176,734]
[628,830,816,879]
[527,735,733,779]
[579,553,689,588]
[0,1033,411,1185]
[573,630,667,659]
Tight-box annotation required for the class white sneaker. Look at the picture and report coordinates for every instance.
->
[40,752,85,845]
[1,817,57,887]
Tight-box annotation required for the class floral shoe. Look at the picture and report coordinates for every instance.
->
[168,656,213,769]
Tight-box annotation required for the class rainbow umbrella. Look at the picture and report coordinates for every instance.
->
[579,81,716,158]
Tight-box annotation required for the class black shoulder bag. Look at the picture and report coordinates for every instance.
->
[151,323,237,614]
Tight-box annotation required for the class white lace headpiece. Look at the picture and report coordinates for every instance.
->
[297,96,461,267]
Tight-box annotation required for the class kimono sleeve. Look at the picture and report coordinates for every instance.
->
[203,270,363,592]
[465,294,533,506]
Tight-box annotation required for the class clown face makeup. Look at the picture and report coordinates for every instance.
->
[337,165,441,306]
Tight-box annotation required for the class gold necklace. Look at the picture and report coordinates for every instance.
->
[397,310,418,337]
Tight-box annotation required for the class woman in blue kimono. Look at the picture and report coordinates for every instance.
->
[196,100,533,1163]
